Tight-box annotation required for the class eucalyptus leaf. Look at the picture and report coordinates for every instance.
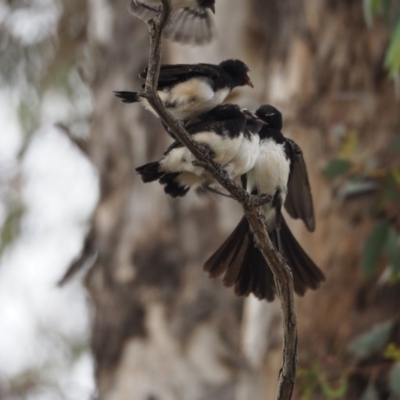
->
[385,18,400,78]
[361,221,390,276]
[349,320,393,359]
[389,362,400,395]
[385,228,400,274]
[361,383,380,400]
[323,158,352,179]
[320,378,348,398]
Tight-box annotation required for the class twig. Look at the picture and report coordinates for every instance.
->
[140,1,298,398]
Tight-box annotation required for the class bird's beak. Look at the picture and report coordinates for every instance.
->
[208,4,215,14]
[245,75,254,88]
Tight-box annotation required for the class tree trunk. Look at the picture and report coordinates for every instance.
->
[82,1,400,399]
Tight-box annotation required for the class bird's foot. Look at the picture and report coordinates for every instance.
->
[199,143,215,160]
[245,193,272,209]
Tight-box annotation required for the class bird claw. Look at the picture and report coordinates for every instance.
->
[199,143,215,159]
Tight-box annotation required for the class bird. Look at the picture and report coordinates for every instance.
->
[135,104,261,197]
[128,0,216,45]
[203,105,325,301]
[114,59,253,122]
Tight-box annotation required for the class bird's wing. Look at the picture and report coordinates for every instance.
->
[129,2,215,45]
[284,139,315,232]
[164,7,216,45]
[128,1,157,23]
[140,63,219,89]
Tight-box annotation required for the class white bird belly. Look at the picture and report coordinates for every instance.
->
[224,134,260,179]
[160,130,243,184]
[140,80,230,120]
[246,139,290,227]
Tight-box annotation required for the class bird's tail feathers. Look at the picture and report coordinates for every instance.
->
[114,91,139,103]
[136,162,163,183]
[204,216,325,301]
[204,217,276,301]
[159,173,190,198]
[277,218,325,295]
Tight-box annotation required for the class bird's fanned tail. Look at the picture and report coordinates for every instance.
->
[203,216,325,301]
[204,217,276,301]
[277,218,325,294]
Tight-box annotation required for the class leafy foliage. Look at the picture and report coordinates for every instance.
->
[323,129,400,281]
[323,158,352,179]
[0,199,24,257]
[389,361,400,395]
[349,320,394,359]
[363,0,400,80]
[298,363,348,400]
[361,221,390,276]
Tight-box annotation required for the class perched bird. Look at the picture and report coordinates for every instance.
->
[203,105,324,301]
[114,59,253,122]
[135,104,260,197]
[255,105,315,232]
[128,0,216,45]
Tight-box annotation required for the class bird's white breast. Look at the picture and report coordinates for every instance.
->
[247,139,290,226]
[223,134,260,179]
[160,130,243,186]
[140,79,230,120]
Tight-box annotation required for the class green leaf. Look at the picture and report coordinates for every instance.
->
[389,361,400,395]
[0,202,25,257]
[388,136,400,155]
[323,158,352,179]
[320,378,348,398]
[385,227,400,274]
[385,18,400,78]
[349,320,393,359]
[361,383,379,400]
[363,0,382,27]
[384,343,400,361]
[361,221,390,276]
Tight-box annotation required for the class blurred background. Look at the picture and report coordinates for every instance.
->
[1,0,400,399]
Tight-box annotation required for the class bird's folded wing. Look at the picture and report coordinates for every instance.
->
[140,64,219,87]
[284,139,315,232]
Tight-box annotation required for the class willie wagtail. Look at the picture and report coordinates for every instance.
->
[129,0,216,45]
[115,59,253,122]
[135,104,253,196]
[203,105,325,301]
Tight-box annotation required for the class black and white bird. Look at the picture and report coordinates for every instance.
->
[114,59,253,122]
[128,0,216,45]
[203,105,325,301]
[136,104,262,197]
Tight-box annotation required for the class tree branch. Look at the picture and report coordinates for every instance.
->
[140,1,298,398]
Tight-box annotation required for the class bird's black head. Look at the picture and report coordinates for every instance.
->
[255,104,282,131]
[198,0,216,13]
[219,59,254,88]
[207,103,243,120]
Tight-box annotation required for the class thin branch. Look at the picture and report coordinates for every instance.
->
[140,1,298,398]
